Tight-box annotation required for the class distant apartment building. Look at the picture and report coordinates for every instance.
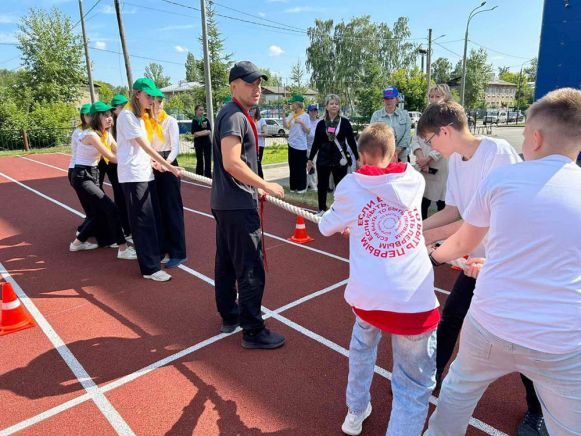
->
[485,79,517,107]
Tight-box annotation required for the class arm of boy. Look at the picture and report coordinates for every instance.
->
[318,182,353,237]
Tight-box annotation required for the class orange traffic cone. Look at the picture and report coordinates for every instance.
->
[288,215,314,244]
[0,282,35,336]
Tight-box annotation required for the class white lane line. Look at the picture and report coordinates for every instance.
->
[0,265,134,436]
[11,157,453,296]
[0,170,499,435]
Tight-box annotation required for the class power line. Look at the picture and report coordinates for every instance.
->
[210,0,306,32]
[469,39,532,60]
[72,0,103,29]
[433,41,463,58]
[92,46,184,65]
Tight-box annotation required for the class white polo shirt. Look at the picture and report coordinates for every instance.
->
[464,155,581,353]
[116,109,153,183]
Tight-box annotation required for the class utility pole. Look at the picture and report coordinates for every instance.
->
[114,0,133,88]
[78,0,95,103]
[200,0,214,122]
[426,28,432,104]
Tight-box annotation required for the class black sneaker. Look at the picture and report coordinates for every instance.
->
[220,320,240,334]
[242,328,285,349]
[516,411,548,436]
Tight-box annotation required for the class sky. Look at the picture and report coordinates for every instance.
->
[0,0,544,88]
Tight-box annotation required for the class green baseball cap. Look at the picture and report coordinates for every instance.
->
[89,101,113,115]
[80,103,91,114]
[289,94,304,103]
[110,94,129,106]
[152,88,165,98]
[132,77,161,97]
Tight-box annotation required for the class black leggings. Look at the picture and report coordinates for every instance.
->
[316,164,347,211]
[288,146,307,191]
[97,159,131,236]
[194,142,212,179]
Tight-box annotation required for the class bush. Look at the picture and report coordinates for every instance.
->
[27,101,76,149]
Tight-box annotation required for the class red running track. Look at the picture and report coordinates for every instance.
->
[0,153,527,435]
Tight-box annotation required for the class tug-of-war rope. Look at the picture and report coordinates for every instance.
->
[180,169,468,270]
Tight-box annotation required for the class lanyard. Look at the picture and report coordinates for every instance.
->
[231,98,259,155]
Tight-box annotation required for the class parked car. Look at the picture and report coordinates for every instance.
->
[263,118,288,137]
[408,111,422,128]
[507,111,524,123]
[483,110,499,125]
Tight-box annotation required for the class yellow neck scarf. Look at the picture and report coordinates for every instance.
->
[151,109,168,143]
[91,128,111,163]
[125,103,162,143]
[292,109,305,121]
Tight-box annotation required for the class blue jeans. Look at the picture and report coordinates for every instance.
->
[426,313,581,436]
[346,316,437,435]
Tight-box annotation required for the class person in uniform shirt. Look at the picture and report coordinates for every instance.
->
[370,87,412,162]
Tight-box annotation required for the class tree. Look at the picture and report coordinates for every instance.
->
[388,67,428,112]
[94,80,114,104]
[17,7,85,104]
[197,2,233,110]
[497,66,510,77]
[185,52,198,82]
[288,59,308,95]
[431,57,453,85]
[258,68,282,87]
[524,57,537,82]
[306,16,418,111]
[459,48,493,108]
[499,70,533,109]
[144,63,171,88]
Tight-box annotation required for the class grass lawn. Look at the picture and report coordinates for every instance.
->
[0,144,70,157]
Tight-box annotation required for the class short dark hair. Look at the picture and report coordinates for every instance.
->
[417,100,467,137]
[358,123,395,159]
[195,104,204,112]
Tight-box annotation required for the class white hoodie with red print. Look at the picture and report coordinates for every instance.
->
[319,163,438,315]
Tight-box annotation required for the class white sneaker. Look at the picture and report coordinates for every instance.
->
[161,254,170,264]
[108,243,119,248]
[341,402,372,435]
[69,241,99,252]
[117,246,137,260]
[125,234,133,244]
[143,270,172,282]
[296,189,307,194]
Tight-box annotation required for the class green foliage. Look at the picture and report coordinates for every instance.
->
[197,2,233,111]
[185,52,198,82]
[94,80,114,104]
[17,7,85,104]
[306,15,418,112]
[431,57,453,84]
[353,57,384,120]
[456,48,493,108]
[144,63,171,88]
[165,89,206,119]
[27,101,77,148]
[258,68,282,86]
[389,67,428,111]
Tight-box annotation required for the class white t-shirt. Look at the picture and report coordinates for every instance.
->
[116,109,153,183]
[151,115,180,163]
[256,118,266,148]
[68,127,83,169]
[74,130,101,167]
[445,137,521,257]
[464,155,581,354]
[286,112,310,151]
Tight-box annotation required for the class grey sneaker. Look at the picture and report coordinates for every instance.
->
[143,270,172,282]
[341,402,372,435]
[69,241,98,252]
[117,246,137,260]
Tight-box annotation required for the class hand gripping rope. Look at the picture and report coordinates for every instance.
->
[180,169,471,270]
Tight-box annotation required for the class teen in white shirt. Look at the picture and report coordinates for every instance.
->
[116,78,181,282]
[426,87,581,436]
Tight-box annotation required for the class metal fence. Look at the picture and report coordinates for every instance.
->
[0,127,74,152]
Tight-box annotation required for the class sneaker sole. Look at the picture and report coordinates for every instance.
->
[142,275,172,282]
[241,338,285,349]
[341,404,372,436]
[220,324,240,334]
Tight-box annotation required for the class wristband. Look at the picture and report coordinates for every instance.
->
[429,251,443,267]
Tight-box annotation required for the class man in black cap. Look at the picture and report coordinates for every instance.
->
[211,61,286,349]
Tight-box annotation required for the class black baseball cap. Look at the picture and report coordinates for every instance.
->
[229,61,268,84]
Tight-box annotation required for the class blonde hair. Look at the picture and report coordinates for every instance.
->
[324,93,340,120]
[527,87,581,144]
[130,92,143,118]
[358,123,395,158]
[428,84,452,101]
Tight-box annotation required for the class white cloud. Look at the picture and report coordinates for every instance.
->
[0,32,17,44]
[101,5,115,14]
[268,45,284,56]
[95,41,107,49]
[159,23,195,31]
[257,12,266,17]
[284,6,314,13]
[175,45,188,53]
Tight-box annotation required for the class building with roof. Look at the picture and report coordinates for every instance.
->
[260,86,318,104]
[159,80,202,97]
[485,79,517,107]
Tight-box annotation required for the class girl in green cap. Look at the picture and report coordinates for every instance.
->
[150,94,187,269]
[70,102,137,261]
[115,78,182,282]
